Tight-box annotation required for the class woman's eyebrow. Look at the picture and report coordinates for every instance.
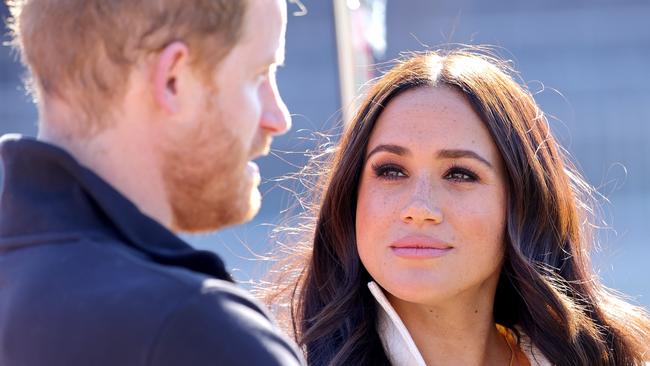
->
[437,149,493,169]
[366,144,410,160]
[366,145,494,169]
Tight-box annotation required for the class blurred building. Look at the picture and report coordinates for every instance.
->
[1,1,648,305]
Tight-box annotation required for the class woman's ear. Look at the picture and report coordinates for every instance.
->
[152,42,190,114]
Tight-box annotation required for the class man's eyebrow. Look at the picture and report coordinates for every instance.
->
[261,59,282,70]
[366,144,410,159]
[437,149,493,168]
[260,50,285,70]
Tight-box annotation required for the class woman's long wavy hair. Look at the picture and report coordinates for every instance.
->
[265,49,650,366]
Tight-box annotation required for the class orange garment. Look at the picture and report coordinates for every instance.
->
[496,324,531,366]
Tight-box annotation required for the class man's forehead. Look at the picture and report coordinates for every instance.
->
[241,0,287,62]
[245,0,286,32]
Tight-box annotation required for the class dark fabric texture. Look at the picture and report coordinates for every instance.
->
[0,135,303,366]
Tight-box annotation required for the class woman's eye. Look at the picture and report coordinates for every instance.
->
[372,163,407,180]
[444,167,478,182]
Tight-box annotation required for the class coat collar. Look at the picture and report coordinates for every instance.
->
[367,281,553,366]
[0,134,232,281]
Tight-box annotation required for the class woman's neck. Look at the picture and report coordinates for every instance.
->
[387,290,512,366]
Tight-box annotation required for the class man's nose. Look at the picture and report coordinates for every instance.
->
[260,78,291,135]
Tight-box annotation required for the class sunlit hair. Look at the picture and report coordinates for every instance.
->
[264,48,650,365]
[7,0,247,134]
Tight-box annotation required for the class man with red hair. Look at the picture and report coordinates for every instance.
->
[0,1,302,365]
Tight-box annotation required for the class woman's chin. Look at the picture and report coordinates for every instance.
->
[378,276,450,306]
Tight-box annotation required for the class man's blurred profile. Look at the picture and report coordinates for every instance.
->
[0,0,302,365]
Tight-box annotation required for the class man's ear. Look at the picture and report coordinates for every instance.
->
[152,42,190,114]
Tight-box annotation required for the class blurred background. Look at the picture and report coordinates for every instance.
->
[1,1,648,307]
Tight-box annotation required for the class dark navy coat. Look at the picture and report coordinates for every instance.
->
[0,135,303,366]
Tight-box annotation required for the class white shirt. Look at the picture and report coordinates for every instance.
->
[368,281,553,366]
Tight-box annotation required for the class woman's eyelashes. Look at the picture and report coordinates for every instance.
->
[444,164,479,183]
[371,161,480,183]
[372,162,407,180]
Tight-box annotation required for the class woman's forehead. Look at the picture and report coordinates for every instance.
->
[370,88,491,148]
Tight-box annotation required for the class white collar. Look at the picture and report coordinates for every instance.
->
[367,281,553,366]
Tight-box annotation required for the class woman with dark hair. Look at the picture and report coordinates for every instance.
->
[267,49,650,365]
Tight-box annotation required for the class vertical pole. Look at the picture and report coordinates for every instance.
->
[333,0,356,124]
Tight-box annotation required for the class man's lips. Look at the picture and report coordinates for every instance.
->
[249,135,273,160]
[249,150,268,162]
[247,135,272,184]
[248,144,270,173]
[247,161,260,174]
[389,235,453,259]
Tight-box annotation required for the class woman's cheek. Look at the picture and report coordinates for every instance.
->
[356,184,393,264]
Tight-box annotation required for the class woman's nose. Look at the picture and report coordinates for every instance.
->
[400,199,443,225]
[399,178,443,225]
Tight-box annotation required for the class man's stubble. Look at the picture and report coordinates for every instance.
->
[161,95,261,233]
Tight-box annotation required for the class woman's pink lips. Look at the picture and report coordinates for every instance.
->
[389,235,453,259]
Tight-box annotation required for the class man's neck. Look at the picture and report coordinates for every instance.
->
[38,112,173,230]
